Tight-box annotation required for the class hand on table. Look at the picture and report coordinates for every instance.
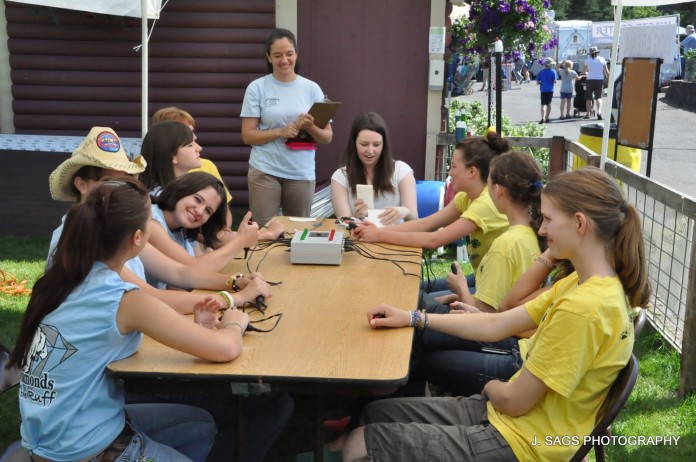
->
[261,220,285,240]
[219,307,250,332]
[352,221,380,243]
[367,303,411,329]
[236,277,272,306]
[193,297,222,329]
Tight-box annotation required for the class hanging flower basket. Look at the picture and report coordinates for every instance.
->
[450,0,557,62]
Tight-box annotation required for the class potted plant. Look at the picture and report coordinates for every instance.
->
[684,48,696,82]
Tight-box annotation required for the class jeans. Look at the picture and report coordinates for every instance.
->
[125,403,216,462]
[412,332,522,396]
[126,389,293,462]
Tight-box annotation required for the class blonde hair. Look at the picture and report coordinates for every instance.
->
[152,106,196,128]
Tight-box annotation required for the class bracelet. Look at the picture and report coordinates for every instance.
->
[222,321,245,334]
[225,273,245,291]
[536,256,554,269]
[218,291,236,309]
[410,310,422,328]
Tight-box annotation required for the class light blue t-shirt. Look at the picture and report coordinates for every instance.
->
[148,204,196,289]
[47,215,146,279]
[682,33,696,53]
[19,262,141,461]
[240,74,325,180]
[559,69,578,93]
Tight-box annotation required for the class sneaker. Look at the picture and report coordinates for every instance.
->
[560,115,566,120]
[539,119,546,124]
[583,114,590,119]
[597,115,603,120]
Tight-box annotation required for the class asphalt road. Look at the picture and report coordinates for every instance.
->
[460,81,696,198]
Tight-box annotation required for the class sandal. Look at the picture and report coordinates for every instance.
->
[583,114,590,119]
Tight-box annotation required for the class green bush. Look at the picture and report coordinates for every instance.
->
[448,100,550,180]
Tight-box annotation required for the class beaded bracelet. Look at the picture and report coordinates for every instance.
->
[218,290,236,309]
[410,310,422,328]
[225,273,245,292]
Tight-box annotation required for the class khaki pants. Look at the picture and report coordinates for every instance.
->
[363,395,516,461]
[247,166,315,226]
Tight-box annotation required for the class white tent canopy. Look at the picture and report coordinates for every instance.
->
[9,1,164,135]
[9,0,161,19]
[598,0,690,168]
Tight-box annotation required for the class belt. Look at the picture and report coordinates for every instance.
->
[30,423,136,462]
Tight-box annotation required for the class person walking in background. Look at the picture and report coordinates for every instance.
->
[240,28,333,226]
[478,58,489,91]
[680,25,696,78]
[513,56,525,85]
[536,57,558,124]
[583,47,609,120]
[558,60,578,120]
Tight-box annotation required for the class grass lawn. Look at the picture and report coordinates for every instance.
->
[1,238,695,460]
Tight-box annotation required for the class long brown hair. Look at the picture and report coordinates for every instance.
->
[542,167,651,307]
[489,151,545,250]
[455,130,511,183]
[9,178,150,369]
[343,112,395,198]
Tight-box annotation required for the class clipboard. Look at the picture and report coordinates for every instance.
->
[285,101,341,149]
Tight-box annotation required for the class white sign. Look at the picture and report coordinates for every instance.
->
[592,15,679,44]
[429,27,446,54]
[619,23,678,62]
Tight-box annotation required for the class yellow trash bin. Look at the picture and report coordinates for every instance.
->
[574,123,641,171]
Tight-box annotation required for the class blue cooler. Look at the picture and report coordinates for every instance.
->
[416,180,446,218]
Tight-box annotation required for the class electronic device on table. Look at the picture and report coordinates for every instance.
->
[290,228,344,265]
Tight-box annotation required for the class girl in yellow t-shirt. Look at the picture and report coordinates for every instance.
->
[354,130,510,275]
[344,167,651,462]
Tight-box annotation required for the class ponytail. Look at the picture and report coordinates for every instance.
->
[543,167,651,307]
[614,204,651,307]
[456,130,511,182]
[9,178,150,369]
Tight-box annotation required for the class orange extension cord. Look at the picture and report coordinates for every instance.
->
[0,269,32,296]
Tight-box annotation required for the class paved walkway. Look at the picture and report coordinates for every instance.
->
[460,81,696,197]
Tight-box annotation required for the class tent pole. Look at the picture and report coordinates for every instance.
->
[600,1,623,169]
[141,0,148,137]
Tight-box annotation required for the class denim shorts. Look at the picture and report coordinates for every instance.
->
[560,92,573,100]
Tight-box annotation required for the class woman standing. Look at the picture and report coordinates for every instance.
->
[331,112,417,225]
[240,28,333,226]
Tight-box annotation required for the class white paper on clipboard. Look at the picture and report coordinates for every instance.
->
[355,184,374,210]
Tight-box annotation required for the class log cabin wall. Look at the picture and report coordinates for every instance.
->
[5,0,275,207]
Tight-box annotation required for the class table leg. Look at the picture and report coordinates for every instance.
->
[236,395,245,462]
[314,392,325,462]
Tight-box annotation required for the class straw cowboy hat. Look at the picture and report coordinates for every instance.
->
[49,127,146,202]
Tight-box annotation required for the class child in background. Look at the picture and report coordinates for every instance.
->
[536,57,558,124]
[558,60,579,120]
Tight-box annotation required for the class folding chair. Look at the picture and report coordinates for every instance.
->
[0,344,30,462]
[633,308,646,338]
[569,353,639,462]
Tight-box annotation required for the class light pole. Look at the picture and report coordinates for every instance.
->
[494,38,503,135]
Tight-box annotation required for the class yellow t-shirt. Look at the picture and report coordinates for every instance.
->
[452,187,508,270]
[488,272,634,462]
[474,225,540,310]
[190,158,233,203]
